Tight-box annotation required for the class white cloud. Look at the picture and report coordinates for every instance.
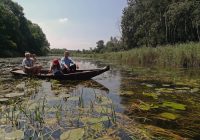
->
[59,18,68,23]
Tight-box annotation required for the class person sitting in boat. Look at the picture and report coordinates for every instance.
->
[22,52,41,74]
[30,53,37,64]
[30,53,43,69]
[61,51,79,73]
[50,59,63,76]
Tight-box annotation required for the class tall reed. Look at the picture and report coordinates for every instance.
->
[87,42,200,68]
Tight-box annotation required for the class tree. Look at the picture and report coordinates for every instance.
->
[121,0,200,49]
[94,40,105,53]
[0,0,49,57]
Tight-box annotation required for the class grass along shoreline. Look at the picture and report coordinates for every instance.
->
[78,42,200,68]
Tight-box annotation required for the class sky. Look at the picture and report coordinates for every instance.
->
[13,0,127,50]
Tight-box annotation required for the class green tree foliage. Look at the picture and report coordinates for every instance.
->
[121,0,200,48]
[93,40,105,53]
[0,0,49,57]
[91,37,124,53]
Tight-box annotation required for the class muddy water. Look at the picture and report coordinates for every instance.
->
[0,56,200,139]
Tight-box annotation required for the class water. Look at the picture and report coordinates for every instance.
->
[0,56,200,139]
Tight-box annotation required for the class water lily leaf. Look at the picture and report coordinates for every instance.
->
[0,118,7,124]
[59,94,70,99]
[155,88,174,93]
[0,98,9,102]
[81,116,109,124]
[191,88,199,93]
[60,128,84,140]
[175,90,188,94]
[16,83,25,91]
[97,96,112,105]
[159,112,178,120]
[175,87,190,90]
[120,91,134,96]
[139,103,151,111]
[91,123,104,132]
[95,135,114,140]
[143,92,160,99]
[162,101,186,110]
[5,92,24,98]
[94,106,112,114]
[67,96,79,101]
[141,83,155,88]
[45,118,58,126]
[0,128,5,137]
[28,102,39,110]
[162,84,171,87]
[5,130,24,140]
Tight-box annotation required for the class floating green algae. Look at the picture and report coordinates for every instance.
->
[0,129,24,140]
[143,92,160,99]
[155,88,175,93]
[60,128,84,140]
[81,116,109,124]
[120,90,135,96]
[159,112,179,120]
[162,101,186,110]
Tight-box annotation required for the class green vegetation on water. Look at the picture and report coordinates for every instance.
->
[0,57,200,139]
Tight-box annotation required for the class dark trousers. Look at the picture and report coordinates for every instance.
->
[62,64,76,74]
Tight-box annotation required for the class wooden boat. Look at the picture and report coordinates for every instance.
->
[10,66,110,80]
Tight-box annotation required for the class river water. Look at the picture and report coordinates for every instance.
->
[0,56,200,139]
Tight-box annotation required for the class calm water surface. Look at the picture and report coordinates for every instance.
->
[0,56,200,139]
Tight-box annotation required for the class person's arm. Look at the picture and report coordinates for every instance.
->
[61,58,70,70]
[49,63,53,72]
[70,58,79,69]
[22,59,31,69]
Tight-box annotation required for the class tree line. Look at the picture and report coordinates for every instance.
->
[0,0,49,57]
[92,0,200,53]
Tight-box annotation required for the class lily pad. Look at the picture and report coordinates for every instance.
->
[162,84,171,87]
[139,103,151,111]
[27,102,39,110]
[155,88,175,93]
[67,96,79,101]
[191,88,199,93]
[45,118,58,126]
[94,106,112,114]
[5,130,24,140]
[16,83,25,91]
[141,83,155,88]
[162,101,186,110]
[0,118,7,124]
[159,112,178,120]
[0,98,9,102]
[175,87,190,90]
[59,94,70,99]
[81,116,109,124]
[91,123,104,132]
[5,92,24,98]
[120,91,134,96]
[143,92,160,99]
[97,96,112,105]
[60,128,84,140]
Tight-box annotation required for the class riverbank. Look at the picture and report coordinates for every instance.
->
[74,42,200,68]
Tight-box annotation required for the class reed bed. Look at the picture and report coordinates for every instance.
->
[86,43,200,68]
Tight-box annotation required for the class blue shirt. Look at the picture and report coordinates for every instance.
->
[22,58,33,67]
[60,57,74,69]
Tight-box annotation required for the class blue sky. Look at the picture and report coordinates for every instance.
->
[13,0,127,50]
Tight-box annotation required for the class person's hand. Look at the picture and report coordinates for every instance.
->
[65,66,70,71]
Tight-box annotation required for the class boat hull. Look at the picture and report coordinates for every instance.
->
[10,66,110,80]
